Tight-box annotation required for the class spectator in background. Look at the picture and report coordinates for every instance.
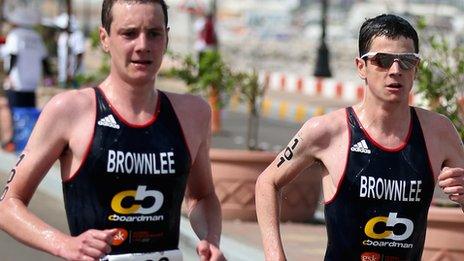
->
[194,12,218,61]
[0,31,14,152]
[0,7,52,152]
[54,13,85,88]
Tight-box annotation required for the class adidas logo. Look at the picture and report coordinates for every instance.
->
[351,139,371,154]
[98,114,120,129]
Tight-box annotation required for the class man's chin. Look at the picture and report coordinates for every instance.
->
[126,76,156,87]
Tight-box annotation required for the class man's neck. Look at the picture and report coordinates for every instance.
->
[354,98,411,144]
[99,75,158,116]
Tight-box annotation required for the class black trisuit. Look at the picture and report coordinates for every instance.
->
[63,88,191,255]
[324,107,434,261]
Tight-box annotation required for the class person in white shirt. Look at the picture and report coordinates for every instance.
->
[0,7,52,151]
[54,13,86,88]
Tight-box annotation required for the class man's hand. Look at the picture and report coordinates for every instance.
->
[438,167,464,206]
[58,228,117,261]
[196,240,226,261]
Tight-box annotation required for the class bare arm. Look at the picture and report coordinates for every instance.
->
[255,117,328,261]
[0,93,72,256]
[182,100,224,260]
[437,118,464,212]
[185,137,223,248]
[0,91,116,260]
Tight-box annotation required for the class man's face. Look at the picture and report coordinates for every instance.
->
[100,2,168,86]
[356,36,418,104]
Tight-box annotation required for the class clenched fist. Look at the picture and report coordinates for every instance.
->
[438,167,464,207]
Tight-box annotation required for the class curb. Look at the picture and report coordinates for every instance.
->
[0,150,263,260]
[229,95,337,123]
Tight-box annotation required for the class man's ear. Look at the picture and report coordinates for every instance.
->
[413,63,420,79]
[356,57,367,80]
[100,26,109,53]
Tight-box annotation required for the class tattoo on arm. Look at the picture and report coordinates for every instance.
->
[277,137,301,168]
[0,153,25,201]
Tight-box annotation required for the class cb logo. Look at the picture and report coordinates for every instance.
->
[364,212,413,241]
[111,185,164,214]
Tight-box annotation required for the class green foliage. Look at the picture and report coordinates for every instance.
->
[234,70,265,114]
[167,51,236,109]
[89,27,101,49]
[234,69,266,150]
[167,51,266,150]
[416,21,464,140]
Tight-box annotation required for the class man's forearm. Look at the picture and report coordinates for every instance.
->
[0,198,68,258]
[255,175,286,261]
[188,192,222,246]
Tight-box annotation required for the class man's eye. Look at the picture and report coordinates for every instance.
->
[123,31,137,38]
[148,31,162,38]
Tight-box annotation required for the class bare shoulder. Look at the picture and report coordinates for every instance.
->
[162,91,211,160]
[42,88,95,118]
[163,91,210,113]
[162,91,211,127]
[21,88,95,162]
[33,88,95,145]
[414,107,456,136]
[300,108,347,141]
[414,107,463,171]
[298,108,347,153]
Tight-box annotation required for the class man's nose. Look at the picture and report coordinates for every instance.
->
[388,60,402,76]
[135,33,150,52]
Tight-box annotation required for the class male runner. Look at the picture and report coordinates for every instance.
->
[256,14,464,260]
[0,1,224,260]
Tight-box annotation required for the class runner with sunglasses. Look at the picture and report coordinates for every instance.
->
[256,14,464,261]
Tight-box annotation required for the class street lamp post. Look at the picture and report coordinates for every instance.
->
[83,0,92,36]
[313,0,332,77]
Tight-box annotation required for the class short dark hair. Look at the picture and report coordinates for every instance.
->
[101,0,169,34]
[359,14,419,56]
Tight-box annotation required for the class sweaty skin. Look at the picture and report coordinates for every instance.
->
[256,35,464,261]
[0,2,225,260]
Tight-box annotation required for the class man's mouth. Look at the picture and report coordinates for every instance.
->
[386,82,403,89]
[132,60,152,65]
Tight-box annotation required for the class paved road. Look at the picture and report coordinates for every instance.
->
[212,110,302,152]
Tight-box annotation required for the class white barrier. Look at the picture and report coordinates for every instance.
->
[259,70,420,105]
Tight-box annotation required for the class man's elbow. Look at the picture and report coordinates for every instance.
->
[255,174,265,194]
[0,198,15,229]
[186,189,219,214]
[255,172,278,198]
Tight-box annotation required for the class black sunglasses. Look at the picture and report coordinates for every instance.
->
[361,52,420,70]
